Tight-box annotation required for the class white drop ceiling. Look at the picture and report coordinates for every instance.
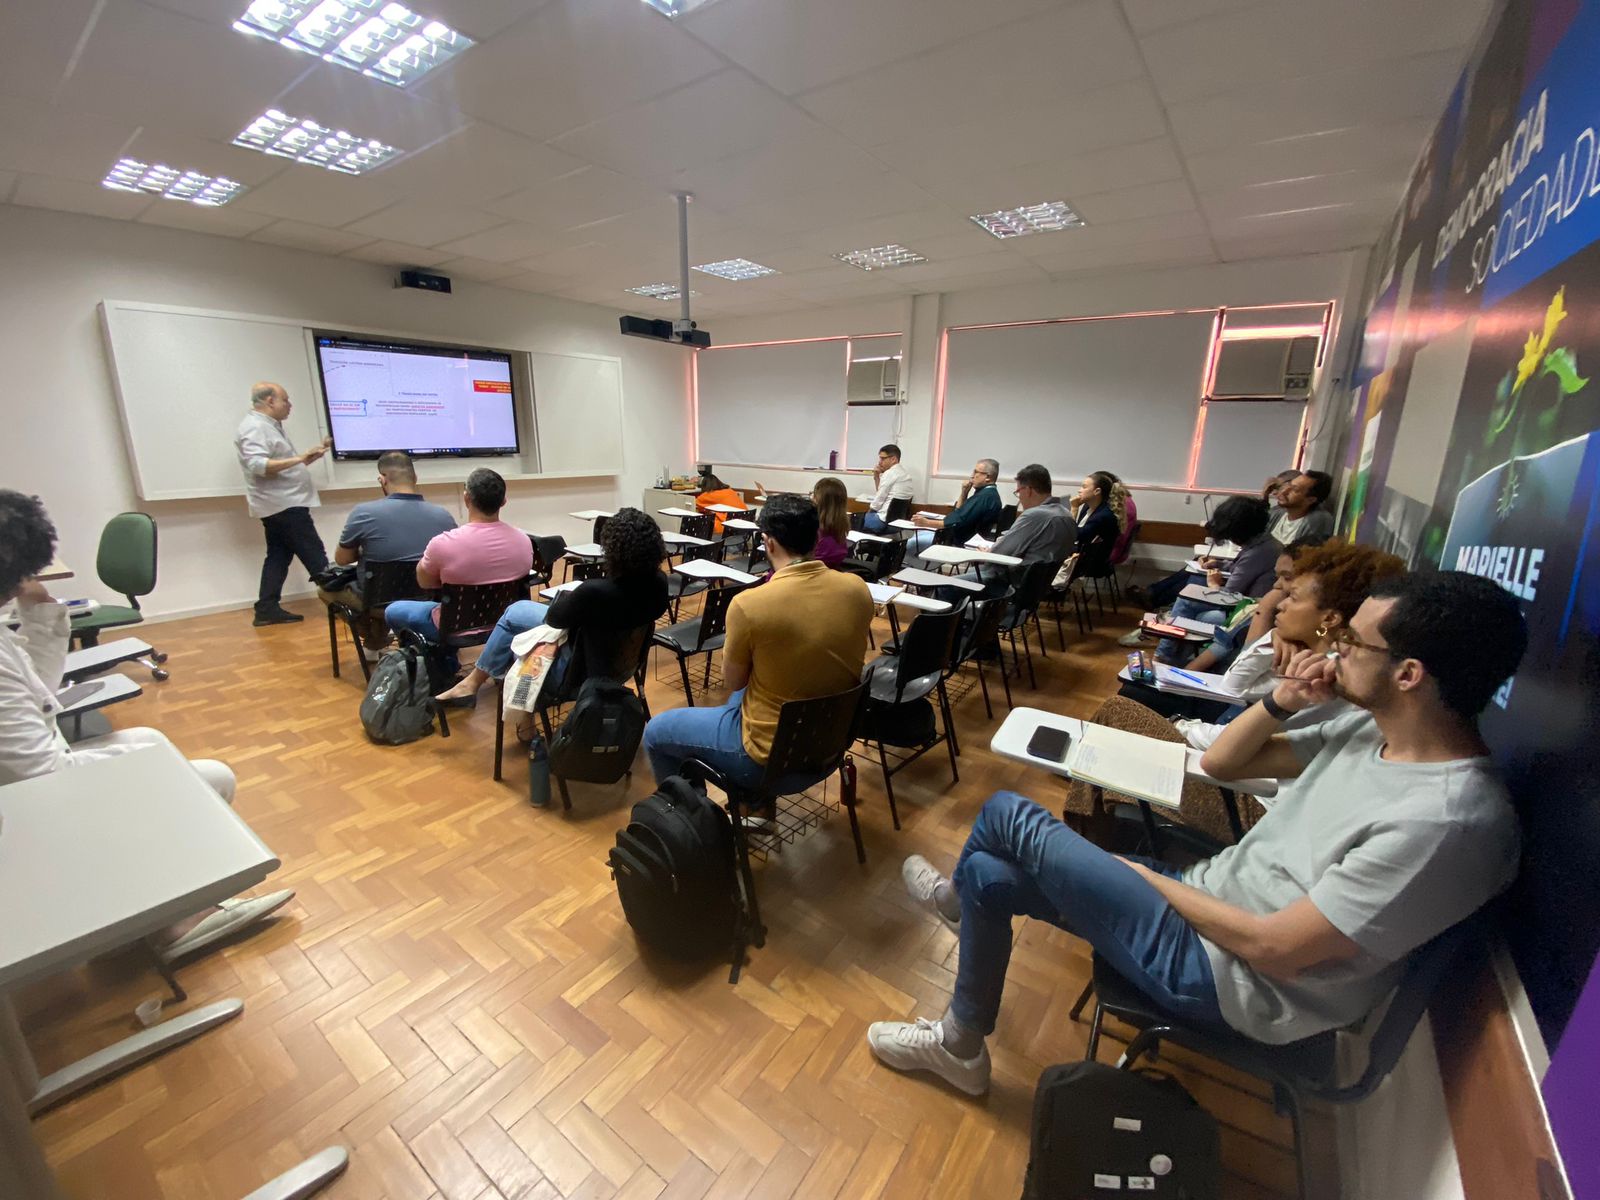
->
[0,0,1491,317]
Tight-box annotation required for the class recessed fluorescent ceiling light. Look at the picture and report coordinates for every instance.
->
[692,258,778,281]
[639,0,723,16]
[233,0,473,87]
[835,244,928,271]
[101,159,246,206]
[970,199,1084,239]
[626,283,699,300]
[234,109,403,174]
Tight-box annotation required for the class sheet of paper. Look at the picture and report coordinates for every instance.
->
[1067,724,1185,808]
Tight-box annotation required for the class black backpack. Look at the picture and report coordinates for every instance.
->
[608,777,751,980]
[1022,1062,1220,1199]
[548,678,646,784]
[358,646,435,745]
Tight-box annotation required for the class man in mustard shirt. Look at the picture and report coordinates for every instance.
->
[643,494,873,789]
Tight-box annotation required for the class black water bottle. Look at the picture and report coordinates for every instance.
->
[528,733,551,808]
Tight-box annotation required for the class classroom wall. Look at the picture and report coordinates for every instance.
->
[0,204,691,621]
[703,251,1369,566]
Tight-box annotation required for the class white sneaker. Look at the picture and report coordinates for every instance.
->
[902,855,959,933]
[867,1018,991,1095]
[1117,629,1149,647]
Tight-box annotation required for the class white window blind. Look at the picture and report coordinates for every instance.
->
[937,312,1217,487]
[1192,400,1307,490]
[695,339,850,468]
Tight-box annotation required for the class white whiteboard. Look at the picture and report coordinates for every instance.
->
[531,351,623,475]
[695,339,850,468]
[100,303,327,501]
[938,313,1217,487]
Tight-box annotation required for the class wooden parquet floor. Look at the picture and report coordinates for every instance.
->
[20,593,1317,1199]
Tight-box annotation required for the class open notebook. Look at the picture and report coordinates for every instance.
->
[1067,724,1185,810]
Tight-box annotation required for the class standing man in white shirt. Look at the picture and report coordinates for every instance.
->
[861,443,916,534]
[234,381,333,627]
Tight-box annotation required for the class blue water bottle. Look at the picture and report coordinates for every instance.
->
[528,734,551,808]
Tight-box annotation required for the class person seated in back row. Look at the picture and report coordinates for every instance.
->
[860,443,916,534]
[810,477,852,568]
[643,494,874,790]
[866,571,1527,1096]
[384,468,533,679]
[907,458,1002,560]
[317,450,455,656]
[0,490,294,964]
[434,507,668,711]
[939,463,1077,599]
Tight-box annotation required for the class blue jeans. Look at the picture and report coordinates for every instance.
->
[1146,567,1201,609]
[643,689,830,794]
[949,791,1223,1036]
[908,529,935,558]
[478,600,549,678]
[1155,596,1228,664]
[385,598,462,674]
[862,511,889,533]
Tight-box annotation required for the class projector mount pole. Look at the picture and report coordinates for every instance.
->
[674,191,694,336]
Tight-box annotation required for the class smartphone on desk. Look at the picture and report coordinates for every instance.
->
[1026,725,1072,762]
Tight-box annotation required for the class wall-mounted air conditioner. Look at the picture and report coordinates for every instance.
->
[1210,335,1319,399]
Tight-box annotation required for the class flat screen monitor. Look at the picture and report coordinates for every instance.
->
[313,332,521,460]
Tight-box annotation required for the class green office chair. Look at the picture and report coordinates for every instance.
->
[70,512,170,681]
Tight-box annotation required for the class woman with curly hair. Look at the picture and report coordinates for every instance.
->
[436,507,668,705]
[1068,541,1406,844]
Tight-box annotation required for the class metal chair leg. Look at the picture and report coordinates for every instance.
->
[1119,1026,1170,1070]
[938,684,959,782]
[999,651,1014,709]
[1069,979,1095,1021]
[493,680,505,782]
[1021,625,1037,689]
[975,656,994,719]
[677,653,694,706]
[1085,1001,1106,1062]
[876,739,901,830]
[327,608,340,679]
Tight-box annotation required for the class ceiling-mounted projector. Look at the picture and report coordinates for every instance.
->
[619,192,711,349]
[619,315,711,348]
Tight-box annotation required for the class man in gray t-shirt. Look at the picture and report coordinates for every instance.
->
[865,571,1529,1097]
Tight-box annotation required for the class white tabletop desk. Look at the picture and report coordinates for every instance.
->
[723,517,761,532]
[892,566,984,593]
[661,530,715,547]
[38,559,73,582]
[991,706,1278,801]
[673,559,759,584]
[847,530,892,545]
[703,502,748,513]
[568,509,613,522]
[887,518,921,532]
[657,506,702,519]
[919,544,1023,568]
[540,580,583,600]
[61,637,153,683]
[564,542,603,559]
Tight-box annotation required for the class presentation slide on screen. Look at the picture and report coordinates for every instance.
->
[318,340,518,455]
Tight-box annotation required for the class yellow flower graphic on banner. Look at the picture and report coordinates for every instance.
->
[1514,287,1568,394]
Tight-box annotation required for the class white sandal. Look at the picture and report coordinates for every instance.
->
[160,889,295,963]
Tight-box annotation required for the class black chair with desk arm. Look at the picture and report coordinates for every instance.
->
[680,682,871,970]
[326,558,432,682]
[857,602,964,829]
[496,620,655,806]
[652,580,751,706]
[1047,552,1096,645]
[529,534,568,587]
[1073,916,1482,1200]
[997,559,1058,689]
[663,513,720,622]
[402,578,531,737]
[950,596,1013,720]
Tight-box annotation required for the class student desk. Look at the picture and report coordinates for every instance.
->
[892,566,985,593]
[847,530,892,545]
[672,560,759,585]
[865,582,953,642]
[0,744,341,1200]
[918,544,1023,569]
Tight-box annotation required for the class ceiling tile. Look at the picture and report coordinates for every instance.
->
[1198,166,1408,223]
[670,129,888,213]
[1003,209,1210,259]
[0,98,141,184]
[1119,0,1263,37]
[1183,119,1437,192]
[1068,179,1198,226]
[1167,50,1468,156]
[551,70,818,180]
[247,220,377,254]
[232,167,401,226]
[343,239,456,267]
[0,171,16,202]
[0,0,101,102]
[56,0,309,141]
[433,221,569,262]
[274,64,470,156]
[342,200,504,246]
[678,0,1062,96]
[915,138,1186,214]
[431,255,527,282]
[11,173,153,221]
[1028,233,1217,275]
[794,210,982,257]
[121,127,289,187]
[717,170,932,236]
[135,201,277,237]
[1214,229,1375,262]
[484,166,665,230]
[497,268,585,294]
[365,124,584,208]
[795,3,1145,147]
[407,0,560,39]
[428,0,723,142]
[1139,0,1489,105]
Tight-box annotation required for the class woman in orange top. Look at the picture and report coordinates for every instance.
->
[694,471,747,534]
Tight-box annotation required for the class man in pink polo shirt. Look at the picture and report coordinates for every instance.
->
[384,468,532,675]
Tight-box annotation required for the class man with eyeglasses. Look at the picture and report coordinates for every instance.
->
[861,443,916,533]
[866,571,1528,1097]
[907,458,1002,560]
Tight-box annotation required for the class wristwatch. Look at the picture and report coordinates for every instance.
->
[1261,692,1294,721]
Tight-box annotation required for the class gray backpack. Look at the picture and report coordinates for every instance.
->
[359,646,435,745]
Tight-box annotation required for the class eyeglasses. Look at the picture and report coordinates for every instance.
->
[1331,627,1399,657]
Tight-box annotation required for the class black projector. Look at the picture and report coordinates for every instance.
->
[620,314,711,348]
[398,268,452,294]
